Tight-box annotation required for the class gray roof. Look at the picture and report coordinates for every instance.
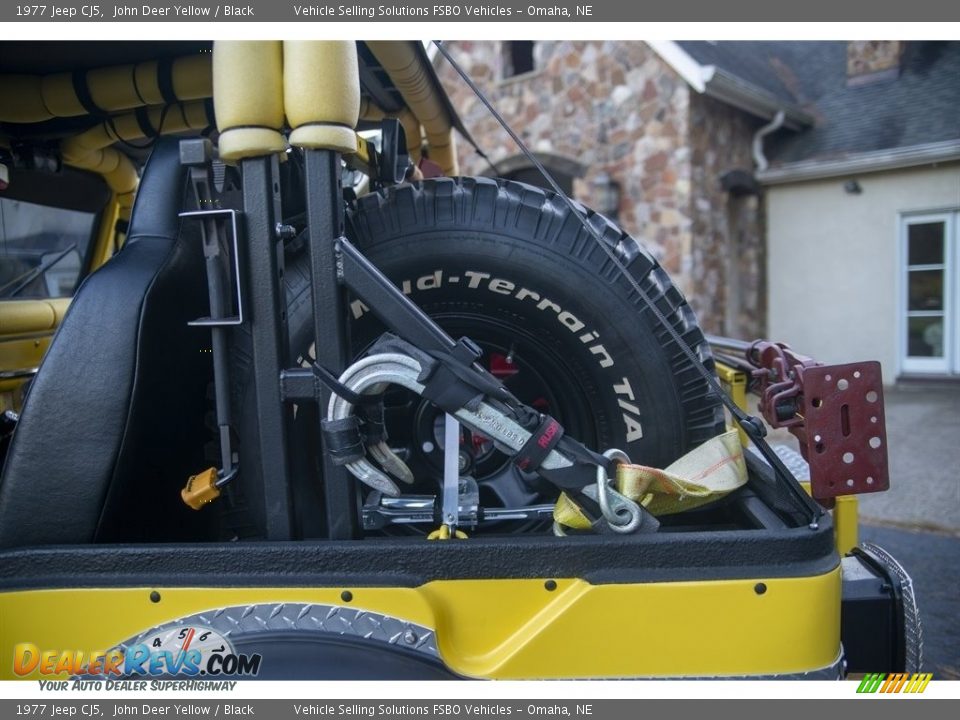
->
[678,41,960,165]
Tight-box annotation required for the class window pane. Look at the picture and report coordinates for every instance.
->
[502,41,535,78]
[0,198,95,299]
[907,269,944,311]
[907,316,944,358]
[907,221,945,266]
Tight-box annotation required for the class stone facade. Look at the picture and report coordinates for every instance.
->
[688,93,766,337]
[846,41,904,80]
[435,41,765,337]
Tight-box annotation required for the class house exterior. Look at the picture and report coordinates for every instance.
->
[435,41,960,383]
[746,42,960,383]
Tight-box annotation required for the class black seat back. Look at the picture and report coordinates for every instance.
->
[0,138,214,547]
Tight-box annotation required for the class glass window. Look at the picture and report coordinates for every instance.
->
[0,198,96,299]
[502,41,536,78]
[902,215,950,365]
[907,221,945,266]
[907,316,944,358]
[907,269,944,311]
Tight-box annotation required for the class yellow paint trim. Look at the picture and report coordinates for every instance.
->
[89,193,122,270]
[833,495,859,556]
[800,481,860,557]
[0,335,51,378]
[713,365,861,557]
[355,135,372,167]
[0,568,840,680]
[715,361,750,446]
[0,300,68,405]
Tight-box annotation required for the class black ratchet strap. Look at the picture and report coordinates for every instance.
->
[514,415,564,472]
[311,362,383,406]
[320,417,364,465]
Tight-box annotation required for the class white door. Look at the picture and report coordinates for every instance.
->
[900,212,958,375]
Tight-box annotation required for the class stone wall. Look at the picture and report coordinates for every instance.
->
[435,41,694,291]
[846,41,904,81]
[688,93,766,337]
[435,41,766,336]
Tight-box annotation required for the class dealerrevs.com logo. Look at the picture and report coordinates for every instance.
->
[14,626,261,678]
[856,673,933,694]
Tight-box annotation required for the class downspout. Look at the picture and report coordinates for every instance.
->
[752,110,785,172]
[743,109,784,340]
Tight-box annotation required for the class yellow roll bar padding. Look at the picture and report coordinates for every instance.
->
[284,41,360,154]
[61,102,211,162]
[0,300,59,336]
[59,102,210,245]
[0,55,211,124]
[61,147,137,215]
[213,41,286,162]
[364,41,459,175]
[359,98,422,164]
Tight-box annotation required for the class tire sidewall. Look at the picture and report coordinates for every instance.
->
[349,231,687,467]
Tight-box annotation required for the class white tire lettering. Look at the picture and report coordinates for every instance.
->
[557,311,585,333]
[350,299,370,320]
[417,270,443,290]
[617,399,641,415]
[384,268,645,444]
[464,270,490,289]
[489,278,515,295]
[589,344,614,369]
[536,298,562,314]
[623,414,644,442]
[613,377,636,401]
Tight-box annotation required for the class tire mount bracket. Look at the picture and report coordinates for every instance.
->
[315,333,660,536]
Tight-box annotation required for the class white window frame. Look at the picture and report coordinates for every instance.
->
[899,211,957,375]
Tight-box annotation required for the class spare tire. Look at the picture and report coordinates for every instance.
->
[234,177,725,536]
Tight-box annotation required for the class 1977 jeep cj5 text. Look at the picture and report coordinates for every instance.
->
[0,40,920,680]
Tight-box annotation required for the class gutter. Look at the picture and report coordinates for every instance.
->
[648,41,813,130]
[757,139,960,185]
[703,68,813,131]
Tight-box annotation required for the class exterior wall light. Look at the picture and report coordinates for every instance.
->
[593,171,622,220]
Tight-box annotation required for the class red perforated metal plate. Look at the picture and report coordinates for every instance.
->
[802,361,889,500]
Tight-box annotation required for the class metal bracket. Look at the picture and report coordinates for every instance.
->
[802,362,889,499]
[441,413,461,533]
[748,340,890,501]
[179,208,245,327]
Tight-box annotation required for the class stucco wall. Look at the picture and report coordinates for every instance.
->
[766,162,960,383]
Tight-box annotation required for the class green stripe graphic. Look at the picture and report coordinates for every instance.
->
[856,673,886,693]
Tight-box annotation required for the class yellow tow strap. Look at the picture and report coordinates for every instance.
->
[554,430,748,532]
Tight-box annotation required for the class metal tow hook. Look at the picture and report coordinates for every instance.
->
[594,448,644,534]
